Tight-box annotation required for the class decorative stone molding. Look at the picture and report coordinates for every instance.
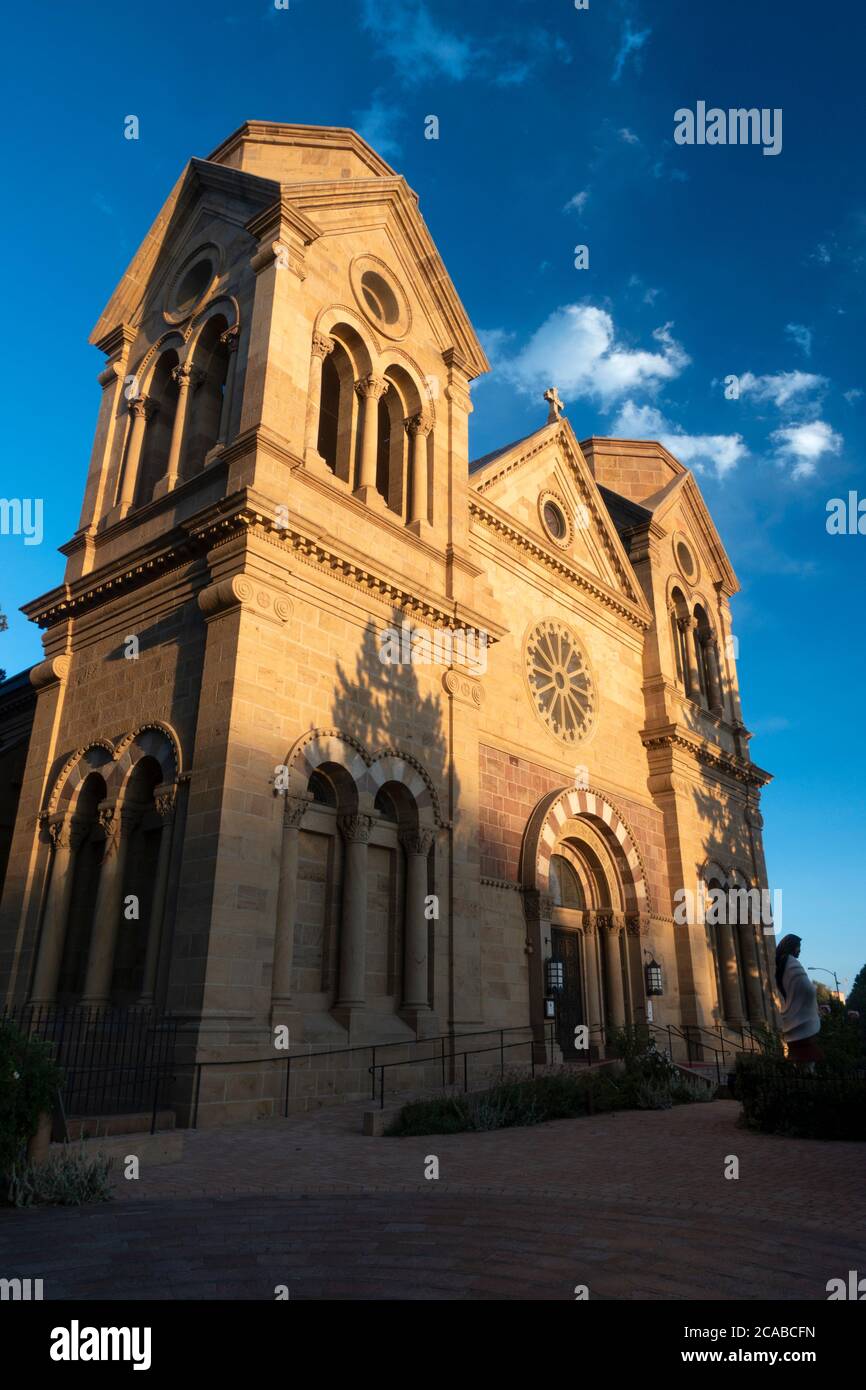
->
[405,412,433,438]
[197,575,293,625]
[355,373,390,403]
[641,726,771,788]
[29,656,70,691]
[219,324,240,353]
[311,332,335,361]
[154,784,178,820]
[442,668,484,708]
[468,495,649,631]
[338,813,374,844]
[399,828,436,856]
[283,792,313,829]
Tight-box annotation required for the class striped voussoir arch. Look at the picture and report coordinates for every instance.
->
[289,731,441,825]
[536,787,649,916]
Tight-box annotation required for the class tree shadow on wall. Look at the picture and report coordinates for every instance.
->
[329,614,456,821]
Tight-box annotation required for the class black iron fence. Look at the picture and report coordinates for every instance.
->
[3,1004,179,1127]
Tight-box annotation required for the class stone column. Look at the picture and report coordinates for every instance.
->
[738,920,766,1022]
[704,635,724,715]
[400,828,435,1019]
[137,786,177,1006]
[157,363,201,495]
[81,803,135,1006]
[334,813,374,1025]
[29,816,81,1005]
[115,396,153,517]
[679,617,702,701]
[582,912,604,1050]
[217,326,240,445]
[353,374,389,504]
[716,917,744,1024]
[601,913,627,1029]
[270,793,313,1019]
[406,412,433,534]
[303,332,334,463]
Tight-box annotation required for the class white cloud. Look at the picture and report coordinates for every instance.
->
[360,0,475,83]
[785,322,813,358]
[500,305,690,407]
[771,420,843,478]
[612,23,651,82]
[619,127,640,145]
[477,328,516,365]
[843,388,863,404]
[611,401,747,479]
[564,190,589,214]
[352,96,403,161]
[735,370,827,408]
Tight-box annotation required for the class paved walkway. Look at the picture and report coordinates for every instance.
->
[2,1101,864,1300]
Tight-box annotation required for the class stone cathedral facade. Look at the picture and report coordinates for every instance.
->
[0,123,776,1125]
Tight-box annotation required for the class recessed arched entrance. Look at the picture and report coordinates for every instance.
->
[520,787,651,1058]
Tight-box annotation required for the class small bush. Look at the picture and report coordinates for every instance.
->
[735,1055,866,1141]
[7,1145,113,1208]
[0,1016,62,1179]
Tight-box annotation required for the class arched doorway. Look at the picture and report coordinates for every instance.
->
[520,786,651,1059]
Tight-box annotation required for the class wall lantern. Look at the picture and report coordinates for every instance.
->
[645,958,664,997]
[546,958,564,993]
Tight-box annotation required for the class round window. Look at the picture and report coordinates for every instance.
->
[361,270,400,327]
[165,247,219,324]
[350,255,411,340]
[543,500,567,541]
[675,539,697,582]
[524,621,596,745]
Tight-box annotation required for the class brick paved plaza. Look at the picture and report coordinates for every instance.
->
[3,1101,864,1300]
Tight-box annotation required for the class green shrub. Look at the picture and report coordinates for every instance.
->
[0,1016,62,1179]
[735,1054,866,1141]
[7,1146,112,1207]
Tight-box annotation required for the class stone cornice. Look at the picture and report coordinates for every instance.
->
[25,491,505,644]
[469,496,651,632]
[640,723,772,787]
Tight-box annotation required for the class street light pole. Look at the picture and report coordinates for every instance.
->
[809,965,841,997]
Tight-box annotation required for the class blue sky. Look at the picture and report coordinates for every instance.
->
[1,0,864,992]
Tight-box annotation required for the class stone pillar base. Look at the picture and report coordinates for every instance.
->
[406,518,435,543]
[399,1005,438,1038]
[269,1002,303,1043]
[102,500,134,529]
[352,485,389,512]
[151,474,175,501]
[303,447,339,481]
[330,1003,365,1039]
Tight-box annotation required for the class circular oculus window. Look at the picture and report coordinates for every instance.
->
[539,492,570,546]
[674,536,699,584]
[524,620,596,745]
[349,256,411,339]
[165,247,218,324]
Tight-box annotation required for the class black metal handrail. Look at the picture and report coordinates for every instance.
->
[183,1023,543,1128]
[367,1024,557,1109]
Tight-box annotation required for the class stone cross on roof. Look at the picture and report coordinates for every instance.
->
[544,386,565,423]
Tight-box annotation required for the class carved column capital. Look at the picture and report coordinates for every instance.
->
[311,331,335,361]
[399,827,436,857]
[338,813,374,844]
[405,411,433,438]
[154,784,178,820]
[128,394,156,421]
[283,792,313,830]
[355,373,390,403]
[171,363,204,392]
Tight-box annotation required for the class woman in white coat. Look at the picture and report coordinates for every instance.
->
[775,934,823,1063]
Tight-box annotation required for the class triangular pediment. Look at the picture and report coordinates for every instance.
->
[646,467,739,595]
[89,159,282,346]
[469,420,652,620]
